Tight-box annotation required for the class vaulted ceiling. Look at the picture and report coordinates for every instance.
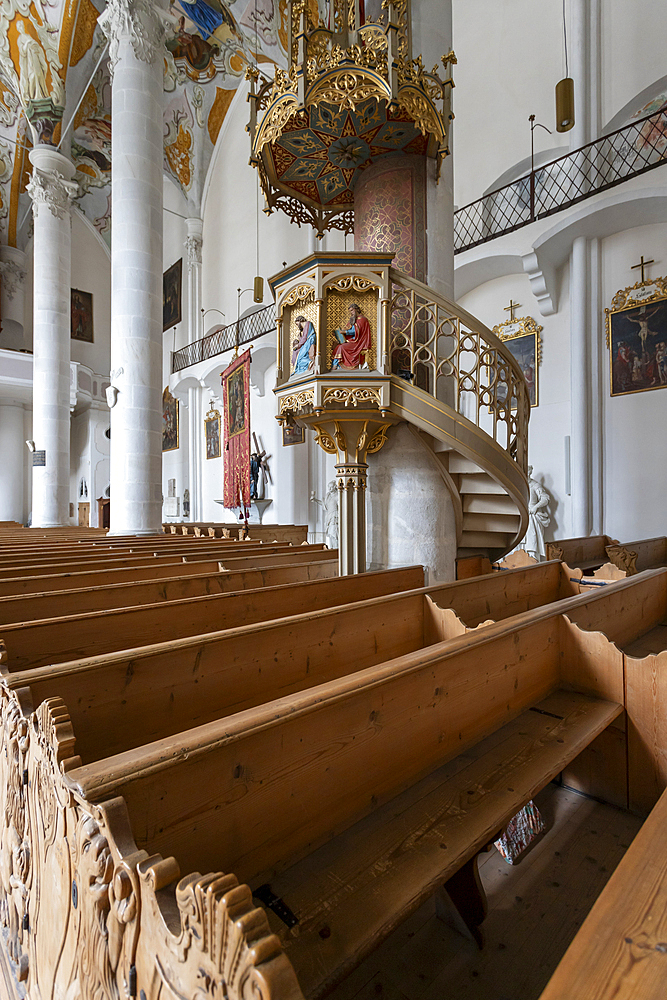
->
[0,0,289,251]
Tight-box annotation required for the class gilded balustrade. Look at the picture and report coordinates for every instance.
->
[387,270,530,472]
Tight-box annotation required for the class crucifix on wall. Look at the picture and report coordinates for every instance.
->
[504,299,521,322]
[630,255,655,284]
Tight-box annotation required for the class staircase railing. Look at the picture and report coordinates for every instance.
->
[454,106,667,253]
[172,304,275,373]
[388,269,530,473]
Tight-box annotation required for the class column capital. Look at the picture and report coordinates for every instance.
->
[27,147,77,221]
[98,0,170,74]
[185,220,203,271]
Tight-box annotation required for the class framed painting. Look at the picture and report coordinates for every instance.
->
[226,366,246,438]
[162,387,179,452]
[163,259,183,331]
[492,315,542,407]
[205,407,221,459]
[606,277,667,396]
[71,289,93,342]
[282,422,305,446]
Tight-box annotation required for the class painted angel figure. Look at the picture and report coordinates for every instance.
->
[332,303,371,370]
[291,315,316,375]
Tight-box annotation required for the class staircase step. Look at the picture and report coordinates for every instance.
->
[432,439,455,454]
[462,494,518,515]
[448,455,483,474]
[457,473,506,495]
[460,529,514,548]
[462,512,520,533]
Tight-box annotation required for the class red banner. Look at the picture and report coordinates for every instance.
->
[221,349,251,511]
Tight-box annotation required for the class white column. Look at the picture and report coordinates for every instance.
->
[27,146,77,527]
[0,247,27,351]
[412,0,454,299]
[569,235,591,537]
[100,0,167,535]
[0,403,26,523]
[185,218,203,521]
[569,0,589,151]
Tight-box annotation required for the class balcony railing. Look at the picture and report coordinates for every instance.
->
[171,304,275,373]
[454,106,667,253]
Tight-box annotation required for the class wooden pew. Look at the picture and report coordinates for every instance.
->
[0,559,341,623]
[165,522,309,544]
[0,566,423,669]
[606,535,667,575]
[0,549,337,597]
[0,539,305,574]
[0,558,585,672]
[546,535,618,571]
[539,785,667,1000]
[55,611,620,1000]
[6,563,664,999]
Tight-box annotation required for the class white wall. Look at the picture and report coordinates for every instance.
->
[601,2,667,126]
[459,220,667,544]
[601,222,667,540]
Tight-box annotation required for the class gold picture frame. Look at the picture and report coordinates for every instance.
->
[605,277,667,397]
[162,387,179,452]
[492,315,543,408]
[205,407,221,460]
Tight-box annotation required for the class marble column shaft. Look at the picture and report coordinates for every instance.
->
[186,218,203,522]
[100,0,167,535]
[27,146,77,527]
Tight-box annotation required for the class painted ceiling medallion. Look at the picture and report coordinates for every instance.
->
[247,0,455,237]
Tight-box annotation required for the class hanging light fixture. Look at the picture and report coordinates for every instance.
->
[555,0,575,132]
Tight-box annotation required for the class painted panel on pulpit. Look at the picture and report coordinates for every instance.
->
[163,259,183,331]
[71,289,94,342]
[607,280,667,396]
[325,280,378,372]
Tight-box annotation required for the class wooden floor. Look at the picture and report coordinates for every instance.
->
[624,616,667,658]
[326,784,643,1000]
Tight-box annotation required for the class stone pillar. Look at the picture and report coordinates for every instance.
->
[411,0,454,299]
[569,234,591,537]
[27,146,77,527]
[0,247,27,351]
[336,462,367,575]
[0,403,26,523]
[99,0,167,535]
[354,156,427,283]
[186,218,203,521]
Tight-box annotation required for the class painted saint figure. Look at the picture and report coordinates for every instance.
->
[291,315,316,375]
[332,303,371,370]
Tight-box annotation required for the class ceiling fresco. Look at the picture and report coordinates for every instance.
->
[0,0,288,251]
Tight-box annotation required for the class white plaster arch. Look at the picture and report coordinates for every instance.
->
[603,73,667,133]
[200,80,250,223]
[72,205,111,261]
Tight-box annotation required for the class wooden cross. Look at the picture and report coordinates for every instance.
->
[504,300,521,322]
[631,255,655,283]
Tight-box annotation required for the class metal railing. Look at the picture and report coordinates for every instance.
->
[388,269,530,472]
[171,304,275,373]
[454,107,667,253]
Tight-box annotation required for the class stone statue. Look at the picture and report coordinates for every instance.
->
[323,479,338,549]
[522,465,551,560]
[16,21,50,105]
[250,432,271,500]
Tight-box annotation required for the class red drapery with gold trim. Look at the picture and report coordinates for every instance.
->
[221,349,251,511]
